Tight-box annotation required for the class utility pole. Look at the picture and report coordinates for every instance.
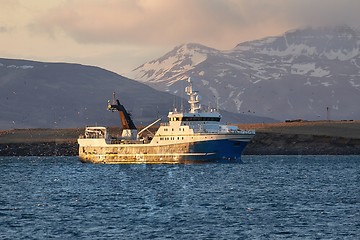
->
[326,107,330,121]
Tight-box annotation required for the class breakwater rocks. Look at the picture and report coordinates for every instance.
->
[0,141,78,156]
[244,132,360,155]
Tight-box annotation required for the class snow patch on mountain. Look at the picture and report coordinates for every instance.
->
[226,62,247,70]
[291,63,330,77]
[201,79,209,86]
[227,84,237,90]
[233,99,243,112]
[291,63,316,75]
[311,67,330,77]
[324,48,360,61]
[0,63,34,69]
[320,81,332,87]
[209,86,219,99]
[350,79,360,87]
[260,44,318,57]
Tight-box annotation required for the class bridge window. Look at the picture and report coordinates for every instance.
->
[181,117,220,122]
[169,117,182,121]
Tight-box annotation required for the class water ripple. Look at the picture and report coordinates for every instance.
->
[0,155,359,239]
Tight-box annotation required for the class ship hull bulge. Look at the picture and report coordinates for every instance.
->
[78,139,249,164]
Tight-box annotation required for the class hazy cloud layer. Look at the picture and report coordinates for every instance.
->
[0,26,9,33]
[1,0,360,73]
[31,0,360,48]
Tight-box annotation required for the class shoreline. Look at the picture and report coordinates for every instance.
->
[1,121,360,156]
[1,136,360,156]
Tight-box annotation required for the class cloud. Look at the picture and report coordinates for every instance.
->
[32,0,243,46]
[0,26,9,33]
[30,0,360,49]
[281,0,360,27]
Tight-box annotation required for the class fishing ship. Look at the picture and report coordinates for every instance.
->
[78,78,255,164]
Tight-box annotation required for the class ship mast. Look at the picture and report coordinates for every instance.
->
[185,77,201,113]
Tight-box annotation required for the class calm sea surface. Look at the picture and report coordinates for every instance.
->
[0,155,359,239]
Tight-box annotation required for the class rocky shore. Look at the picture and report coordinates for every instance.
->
[0,128,81,157]
[244,132,360,155]
[1,121,359,156]
[0,141,78,156]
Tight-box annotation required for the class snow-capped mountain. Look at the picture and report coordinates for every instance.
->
[130,26,360,121]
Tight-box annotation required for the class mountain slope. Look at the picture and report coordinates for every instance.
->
[130,26,360,121]
[0,58,180,129]
[0,58,270,129]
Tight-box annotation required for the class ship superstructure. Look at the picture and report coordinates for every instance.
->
[78,78,255,163]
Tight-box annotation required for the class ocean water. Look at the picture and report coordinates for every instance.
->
[0,156,359,239]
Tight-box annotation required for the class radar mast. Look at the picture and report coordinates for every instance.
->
[185,77,201,113]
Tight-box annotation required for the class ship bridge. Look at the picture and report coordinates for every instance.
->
[164,77,223,133]
[168,112,221,123]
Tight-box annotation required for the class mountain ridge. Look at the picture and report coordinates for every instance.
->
[130,25,360,121]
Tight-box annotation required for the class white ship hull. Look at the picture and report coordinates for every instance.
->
[78,133,253,164]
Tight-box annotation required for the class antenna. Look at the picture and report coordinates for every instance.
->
[186,77,201,113]
[180,80,184,112]
[216,96,219,111]
[173,94,176,112]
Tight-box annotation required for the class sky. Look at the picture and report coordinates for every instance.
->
[1,0,360,76]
